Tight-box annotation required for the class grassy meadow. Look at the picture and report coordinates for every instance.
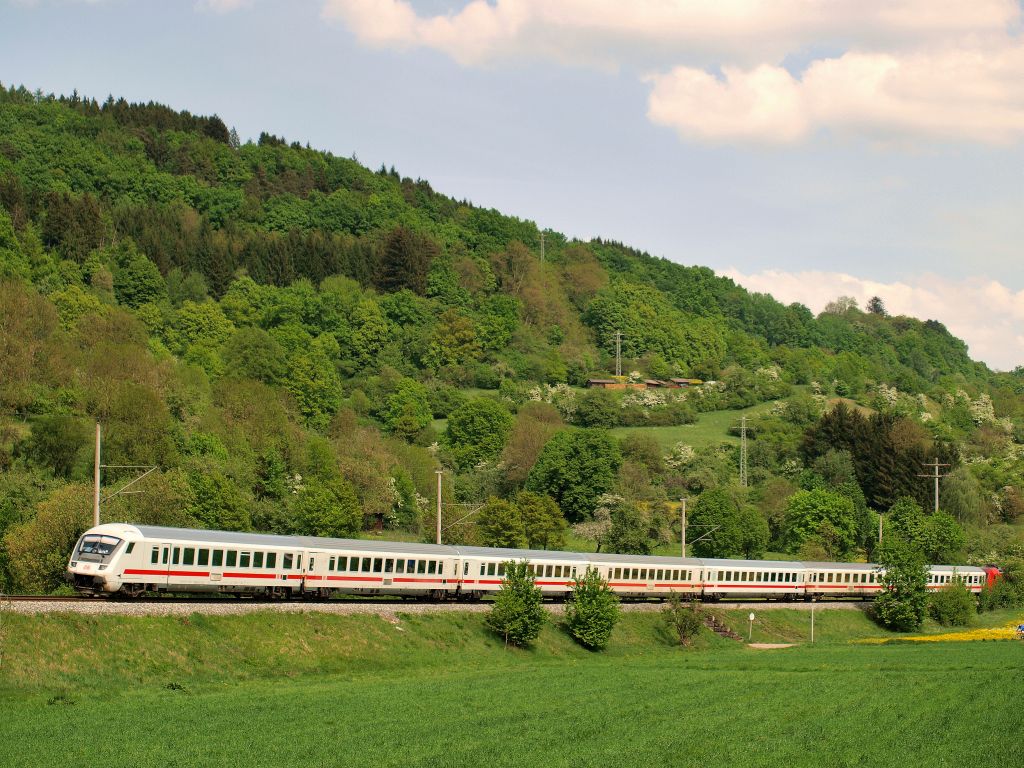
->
[2,607,1021,767]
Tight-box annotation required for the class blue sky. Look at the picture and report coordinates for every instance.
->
[2,0,1024,369]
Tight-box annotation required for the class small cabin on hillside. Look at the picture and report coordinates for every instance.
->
[585,379,625,390]
[666,378,703,388]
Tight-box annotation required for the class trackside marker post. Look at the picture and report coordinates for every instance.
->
[748,612,755,642]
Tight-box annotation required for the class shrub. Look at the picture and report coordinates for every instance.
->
[565,567,620,650]
[873,540,928,632]
[927,579,976,627]
[663,592,704,646]
[484,560,547,647]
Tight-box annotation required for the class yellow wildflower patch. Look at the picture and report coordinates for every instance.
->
[857,619,1024,644]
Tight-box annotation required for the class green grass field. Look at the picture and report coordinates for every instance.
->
[611,399,782,450]
[2,608,1021,767]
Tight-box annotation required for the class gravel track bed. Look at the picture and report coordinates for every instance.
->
[3,599,864,617]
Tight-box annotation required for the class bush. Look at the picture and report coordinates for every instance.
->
[873,540,928,632]
[978,560,1024,611]
[927,579,976,626]
[565,567,620,650]
[484,560,547,647]
[663,592,704,646]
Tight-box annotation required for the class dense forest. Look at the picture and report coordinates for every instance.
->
[2,84,1023,593]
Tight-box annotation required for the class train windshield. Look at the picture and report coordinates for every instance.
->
[76,535,122,560]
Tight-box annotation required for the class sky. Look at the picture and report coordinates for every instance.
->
[2,0,1024,370]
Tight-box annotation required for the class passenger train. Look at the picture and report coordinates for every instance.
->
[67,523,997,601]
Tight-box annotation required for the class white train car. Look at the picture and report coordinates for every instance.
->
[68,524,463,599]
[67,523,992,601]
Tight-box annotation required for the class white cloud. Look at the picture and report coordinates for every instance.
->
[720,267,1024,371]
[321,0,1018,67]
[195,0,252,13]
[322,0,1024,145]
[648,45,1024,144]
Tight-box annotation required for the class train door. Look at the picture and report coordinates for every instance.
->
[305,551,325,594]
[157,543,172,589]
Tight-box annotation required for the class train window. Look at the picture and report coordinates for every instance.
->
[385,559,394,573]
[254,552,264,568]
[552,566,560,578]
[396,559,405,574]
[125,542,135,554]
[843,573,850,583]
[571,567,577,577]
[495,563,503,577]
[487,563,496,576]
[162,548,169,565]
[329,557,335,571]
[267,553,276,568]
[361,557,371,572]
[463,562,469,576]
[213,550,223,567]
[479,564,485,576]
[151,547,159,565]
[172,548,180,565]
[198,549,209,567]
[183,548,195,566]
[412,560,422,574]
[373,558,383,573]
[240,552,251,568]
[227,551,237,567]
[283,553,293,570]
[296,556,302,570]
[611,568,619,579]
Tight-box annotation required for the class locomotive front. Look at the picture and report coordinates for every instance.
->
[67,524,138,594]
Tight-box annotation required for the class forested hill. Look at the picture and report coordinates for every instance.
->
[3,84,1024,594]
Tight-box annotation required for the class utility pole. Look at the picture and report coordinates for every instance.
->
[680,497,687,558]
[539,231,546,319]
[917,459,950,514]
[93,423,101,527]
[435,470,443,545]
[92,423,157,527]
[739,416,748,488]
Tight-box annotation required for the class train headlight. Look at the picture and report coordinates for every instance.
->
[70,562,77,567]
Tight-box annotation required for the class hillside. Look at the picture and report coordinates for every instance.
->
[2,84,1024,593]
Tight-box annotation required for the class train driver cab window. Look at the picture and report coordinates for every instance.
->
[240,552,251,568]
[151,547,159,565]
[213,550,223,567]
